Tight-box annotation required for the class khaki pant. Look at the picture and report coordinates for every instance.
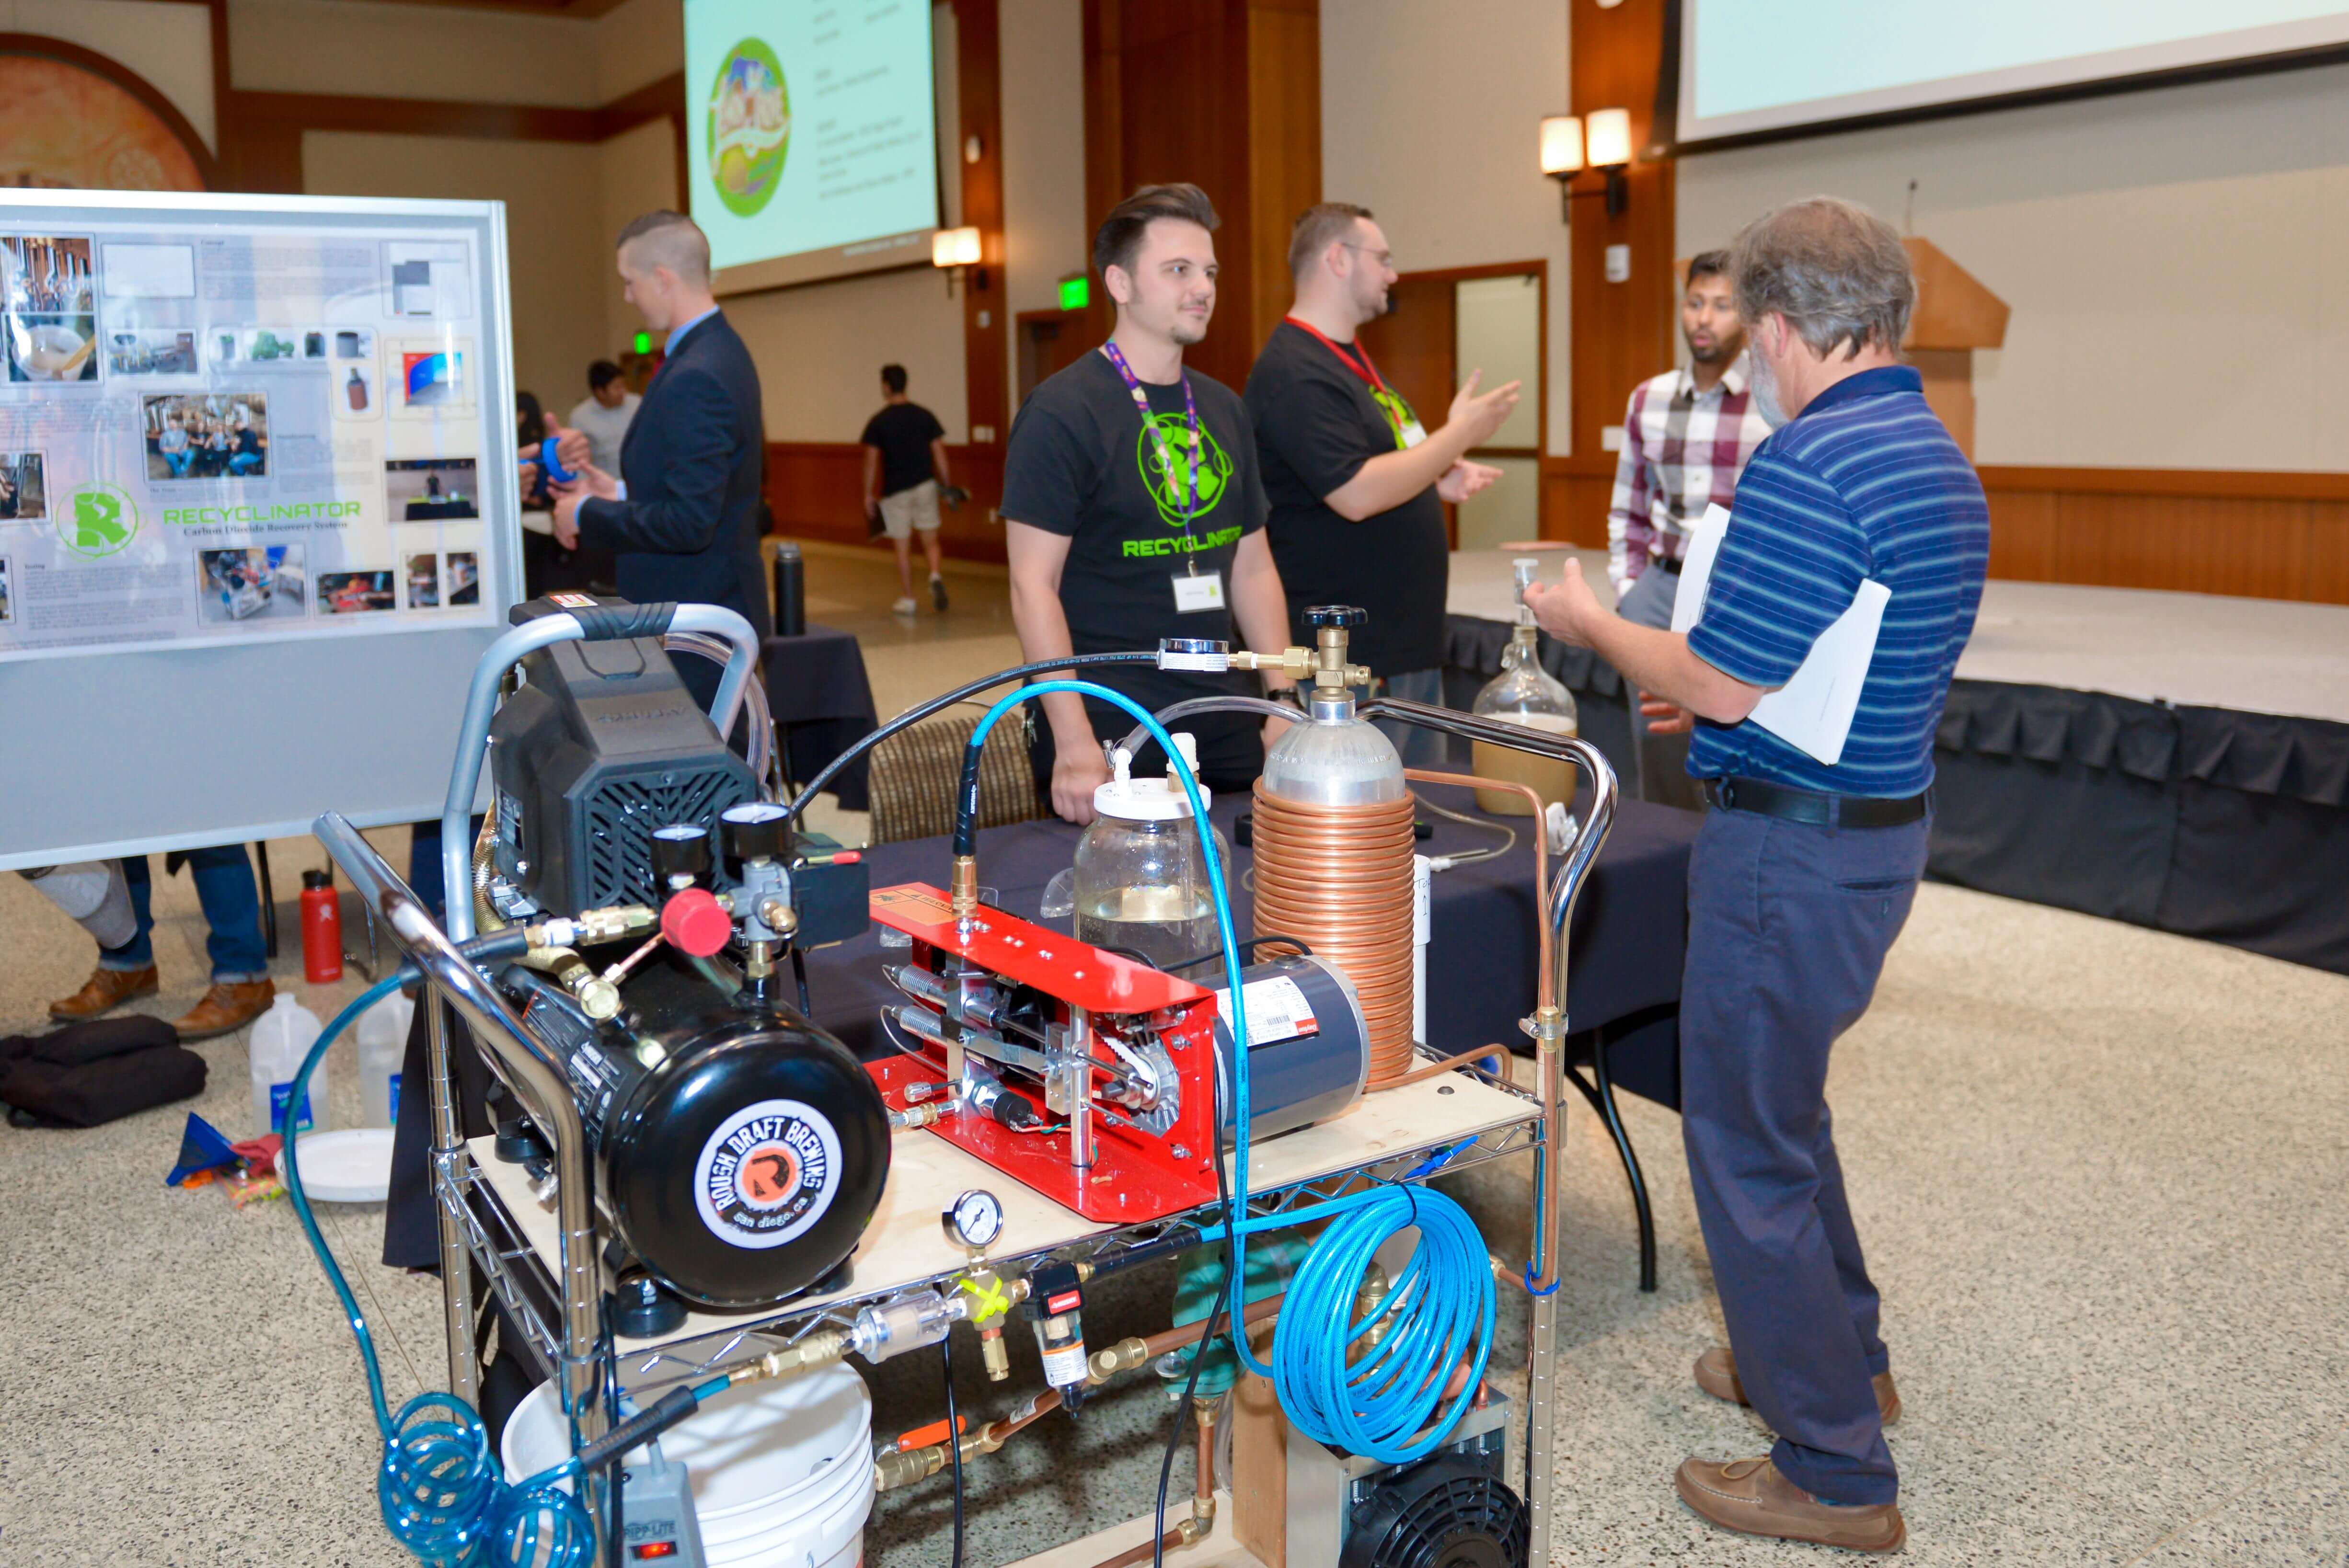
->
[878,479,940,540]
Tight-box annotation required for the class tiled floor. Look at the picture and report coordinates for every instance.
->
[1,541,2341,1565]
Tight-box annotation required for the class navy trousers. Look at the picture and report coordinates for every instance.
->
[1679,801,1928,1505]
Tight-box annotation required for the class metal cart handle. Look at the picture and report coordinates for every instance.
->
[439,602,761,942]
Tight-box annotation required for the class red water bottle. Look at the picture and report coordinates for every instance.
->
[300,869,343,984]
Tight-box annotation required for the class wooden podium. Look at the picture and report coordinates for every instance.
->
[1902,237,2008,460]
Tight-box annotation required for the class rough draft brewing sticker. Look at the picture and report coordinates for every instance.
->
[1212,975,1319,1044]
[694,1099,843,1250]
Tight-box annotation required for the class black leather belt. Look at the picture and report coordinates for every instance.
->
[1704,775,1928,828]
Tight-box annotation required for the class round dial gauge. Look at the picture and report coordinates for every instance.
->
[721,802,789,824]
[943,1188,1005,1250]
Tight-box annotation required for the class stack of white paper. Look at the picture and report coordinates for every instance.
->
[1670,503,1889,767]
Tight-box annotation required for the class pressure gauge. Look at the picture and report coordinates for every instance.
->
[944,1188,1005,1251]
[719,801,792,863]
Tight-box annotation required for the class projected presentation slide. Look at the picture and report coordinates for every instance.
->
[685,0,941,290]
[1679,0,2349,145]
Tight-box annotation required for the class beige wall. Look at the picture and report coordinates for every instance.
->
[302,131,610,411]
[731,265,968,443]
[1677,63,2349,473]
[229,0,602,106]
[1321,0,1574,456]
[1000,0,1090,395]
[594,0,685,103]
[597,117,681,366]
[10,0,216,149]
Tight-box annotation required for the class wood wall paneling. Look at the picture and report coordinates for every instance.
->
[1978,468,2349,606]
[954,0,1010,476]
[1082,0,1320,393]
[1564,0,1677,545]
[766,443,1009,563]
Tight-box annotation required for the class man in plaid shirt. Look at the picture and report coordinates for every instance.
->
[1607,249,1773,801]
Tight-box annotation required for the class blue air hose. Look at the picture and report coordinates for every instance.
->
[963,681,1494,1467]
[283,973,728,1564]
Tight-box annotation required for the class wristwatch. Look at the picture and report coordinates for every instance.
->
[1266,684,1307,712]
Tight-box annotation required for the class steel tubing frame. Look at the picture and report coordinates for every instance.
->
[1360,695,1617,1568]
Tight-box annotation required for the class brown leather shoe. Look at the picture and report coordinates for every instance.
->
[48,965,159,1021]
[1676,1456,1905,1552]
[173,979,275,1041]
[1696,1347,1902,1425]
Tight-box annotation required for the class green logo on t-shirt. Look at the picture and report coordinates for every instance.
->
[1134,413,1233,528]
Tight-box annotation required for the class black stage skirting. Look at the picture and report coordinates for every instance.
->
[1446,614,2349,978]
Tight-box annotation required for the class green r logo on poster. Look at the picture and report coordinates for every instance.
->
[1134,414,1233,528]
[707,38,790,217]
[60,483,138,559]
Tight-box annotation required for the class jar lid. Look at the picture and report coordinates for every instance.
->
[1092,734,1211,821]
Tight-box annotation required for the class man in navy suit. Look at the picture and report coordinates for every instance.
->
[553,210,772,695]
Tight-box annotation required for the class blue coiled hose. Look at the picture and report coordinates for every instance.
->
[285,975,729,1564]
[965,682,1495,1467]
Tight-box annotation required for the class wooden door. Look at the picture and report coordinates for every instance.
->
[1016,309,1093,406]
[1359,274,1458,544]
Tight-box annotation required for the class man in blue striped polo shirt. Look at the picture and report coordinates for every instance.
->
[1529,196,1986,1554]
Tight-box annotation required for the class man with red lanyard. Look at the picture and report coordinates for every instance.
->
[1002,183,1302,823]
[1245,203,1520,764]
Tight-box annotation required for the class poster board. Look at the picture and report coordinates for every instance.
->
[0,191,521,870]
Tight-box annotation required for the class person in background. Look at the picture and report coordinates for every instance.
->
[1528,197,1987,1555]
[1606,250,1774,802]
[1246,202,1518,765]
[157,415,192,478]
[1002,183,1300,822]
[550,211,772,713]
[861,363,952,617]
[566,359,640,475]
[46,847,275,1039]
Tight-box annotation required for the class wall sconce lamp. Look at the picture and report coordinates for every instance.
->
[933,225,984,295]
[1539,114,1584,222]
[1539,109,1631,222]
[1587,107,1633,217]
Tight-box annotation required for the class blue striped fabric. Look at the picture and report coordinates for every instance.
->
[1686,365,1988,798]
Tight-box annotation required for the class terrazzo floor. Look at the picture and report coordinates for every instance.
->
[1,544,2342,1566]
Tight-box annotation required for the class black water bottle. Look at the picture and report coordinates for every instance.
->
[772,540,805,637]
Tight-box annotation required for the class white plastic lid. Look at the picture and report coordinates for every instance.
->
[1092,734,1210,820]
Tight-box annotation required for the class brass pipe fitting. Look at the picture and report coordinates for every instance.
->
[729,1329,850,1386]
[950,854,979,921]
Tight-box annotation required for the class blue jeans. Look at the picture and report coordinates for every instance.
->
[1679,802,1928,1505]
[163,447,192,477]
[404,816,484,920]
[103,847,268,983]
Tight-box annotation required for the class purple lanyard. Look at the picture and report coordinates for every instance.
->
[1100,341,1202,530]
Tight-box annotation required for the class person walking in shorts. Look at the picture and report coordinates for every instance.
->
[861,364,954,616]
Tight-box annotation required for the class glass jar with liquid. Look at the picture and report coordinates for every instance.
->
[1069,733,1231,970]
[1470,622,1579,815]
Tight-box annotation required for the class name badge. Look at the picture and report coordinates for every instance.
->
[1172,571,1226,613]
[1398,419,1428,449]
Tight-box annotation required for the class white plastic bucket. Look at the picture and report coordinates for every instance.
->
[503,1363,874,1567]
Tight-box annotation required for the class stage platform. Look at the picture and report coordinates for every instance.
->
[1445,549,2349,975]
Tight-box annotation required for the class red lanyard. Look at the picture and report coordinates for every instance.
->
[1284,316,1389,394]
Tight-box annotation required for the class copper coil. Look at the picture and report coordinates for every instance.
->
[1250,784,1420,1088]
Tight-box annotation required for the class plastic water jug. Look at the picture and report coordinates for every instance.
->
[356,989,413,1129]
[251,992,327,1137]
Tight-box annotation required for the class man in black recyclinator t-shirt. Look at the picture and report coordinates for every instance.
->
[860,363,953,615]
[1002,183,1301,824]
[1245,203,1520,763]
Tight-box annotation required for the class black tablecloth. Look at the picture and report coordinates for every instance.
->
[761,625,878,811]
[1929,680,2349,974]
[799,793,1700,1100]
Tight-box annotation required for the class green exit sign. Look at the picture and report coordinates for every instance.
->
[1058,275,1089,311]
[633,330,652,355]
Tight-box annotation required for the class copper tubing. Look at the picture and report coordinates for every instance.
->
[1405,769,1552,1005]
[1383,1042,1513,1091]
[1250,785,1419,1087]
[1087,1403,1219,1568]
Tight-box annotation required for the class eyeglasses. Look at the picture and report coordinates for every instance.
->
[1341,242,1396,270]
